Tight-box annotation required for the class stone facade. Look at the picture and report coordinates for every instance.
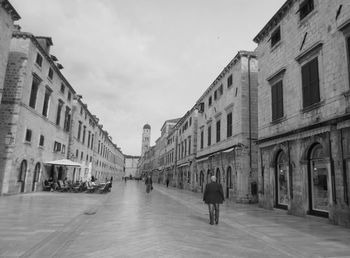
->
[0,0,20,103]
[195,51,258,203]
[254,0,350,226]
[0,31,124,195]
[0,32,74,194]
[174,109,198,191]
[124,155,140,178]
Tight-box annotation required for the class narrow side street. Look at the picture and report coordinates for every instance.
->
[0,182,349,258]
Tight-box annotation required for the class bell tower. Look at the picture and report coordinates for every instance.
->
[141,124,151,156]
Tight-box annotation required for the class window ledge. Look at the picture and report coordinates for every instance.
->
[270,116,286,125]
[24,141,32,145]
[34,63,42,71]
[301,100,325,113]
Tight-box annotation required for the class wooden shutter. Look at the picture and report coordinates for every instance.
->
[302,57,320,108]
[271,81,284,121]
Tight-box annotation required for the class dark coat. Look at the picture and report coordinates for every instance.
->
[145,177,153,185]
[203,182,225,204]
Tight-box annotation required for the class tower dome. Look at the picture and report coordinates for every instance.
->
[143,124,151,130]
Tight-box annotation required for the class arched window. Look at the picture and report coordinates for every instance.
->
[276,151,288,208]
[33,162,41,182]
[309,143,328,214]
[226,166,232,198]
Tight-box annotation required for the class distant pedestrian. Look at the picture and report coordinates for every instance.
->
[203,176,224,225]
[110,176,113,186]
[124,176,127,183]
[145,175,153,193]
[166,178,169,188]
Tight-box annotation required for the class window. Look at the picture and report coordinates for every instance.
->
[48,67,54,80]
[76,149,79,158]
[227,74,233,88]
[53,141,62,152]
[35,53,43,67]
[271,81,284,121]
[347,37,350,88]
[64,107,71,132]
[25,129,32,142]
[208,96,212,106]
[219,84,223,96]
[91,134,94,150]
[235,88,238,97]
[200,130,204,149]
[82,126,86,144]
[214,90,217,100]
[88,131,91,148]
[81,151,84,160]
[42,87,51,117]
[216,120,221,142]
[184,139,187,157]
[56,100,64,126]
[39,135,44,146]
[62,144,66,154]
[77,121,82,140]
[301,57,320,108]
[271,27,281,48]
[29,78,40,109]
[189,117,192,126]
[188,136,191,155]
[60,83,65,93]
[67,91,72,101]
[299,0,314,20]
[208,126,211,146]
[227,113,232,138]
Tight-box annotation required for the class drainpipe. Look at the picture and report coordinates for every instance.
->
[248,55,252,176]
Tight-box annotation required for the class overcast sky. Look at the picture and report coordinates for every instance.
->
[11,0,285,156]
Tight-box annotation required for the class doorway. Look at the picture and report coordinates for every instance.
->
[19,160,27,193]
[275,151,288,209]
[32,162,40,191]
[226,167,232,198]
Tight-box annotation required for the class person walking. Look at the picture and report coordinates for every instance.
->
[145,175,153,193]
[203,175,224,225]
[166,177,170,188]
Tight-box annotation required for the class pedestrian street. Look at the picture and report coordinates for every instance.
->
[0,181,350,258]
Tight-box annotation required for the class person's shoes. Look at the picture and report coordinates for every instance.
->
[209,222,214,225]
[215,220,218,225]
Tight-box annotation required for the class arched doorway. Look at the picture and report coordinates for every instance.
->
[275,151,288,209]
[226,167,232,198]
[19,160,27,193]
[206,170,210,184]
[200,170,204,192]
[308,143,329,217]
[58,166,64,180]
[216,168,220,184]
[32,162,41,192]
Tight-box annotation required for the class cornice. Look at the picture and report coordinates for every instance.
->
[1,0,20,21]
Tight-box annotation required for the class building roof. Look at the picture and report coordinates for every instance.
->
[1,0,21,21]
[196,51,256,104]
[143,124,151,130]
[253,0,293,44]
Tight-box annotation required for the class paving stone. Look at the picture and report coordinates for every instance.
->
[0,182,349,258]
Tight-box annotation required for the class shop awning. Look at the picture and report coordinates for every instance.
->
[44,159,81,167]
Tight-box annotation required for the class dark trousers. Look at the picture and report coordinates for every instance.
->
[208,203,220,225]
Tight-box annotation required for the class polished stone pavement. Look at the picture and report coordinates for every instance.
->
[0,181,349,258]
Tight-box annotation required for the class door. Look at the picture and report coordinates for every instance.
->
[20,160,27,193]
[32,162,40,192]
[226,167,232,198]
[308,144,329,217]
[200,171,204,192]
[275,151,288,209]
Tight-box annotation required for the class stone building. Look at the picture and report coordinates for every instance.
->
[124,155,140,178]
[141,124,151,157]
[195,51,258,203]
[254,0,350,226]
[156,118,180,184]
[0,0,20,103]
[164,127,176,186]
[0,31,75,194]
[174,109,198,191]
